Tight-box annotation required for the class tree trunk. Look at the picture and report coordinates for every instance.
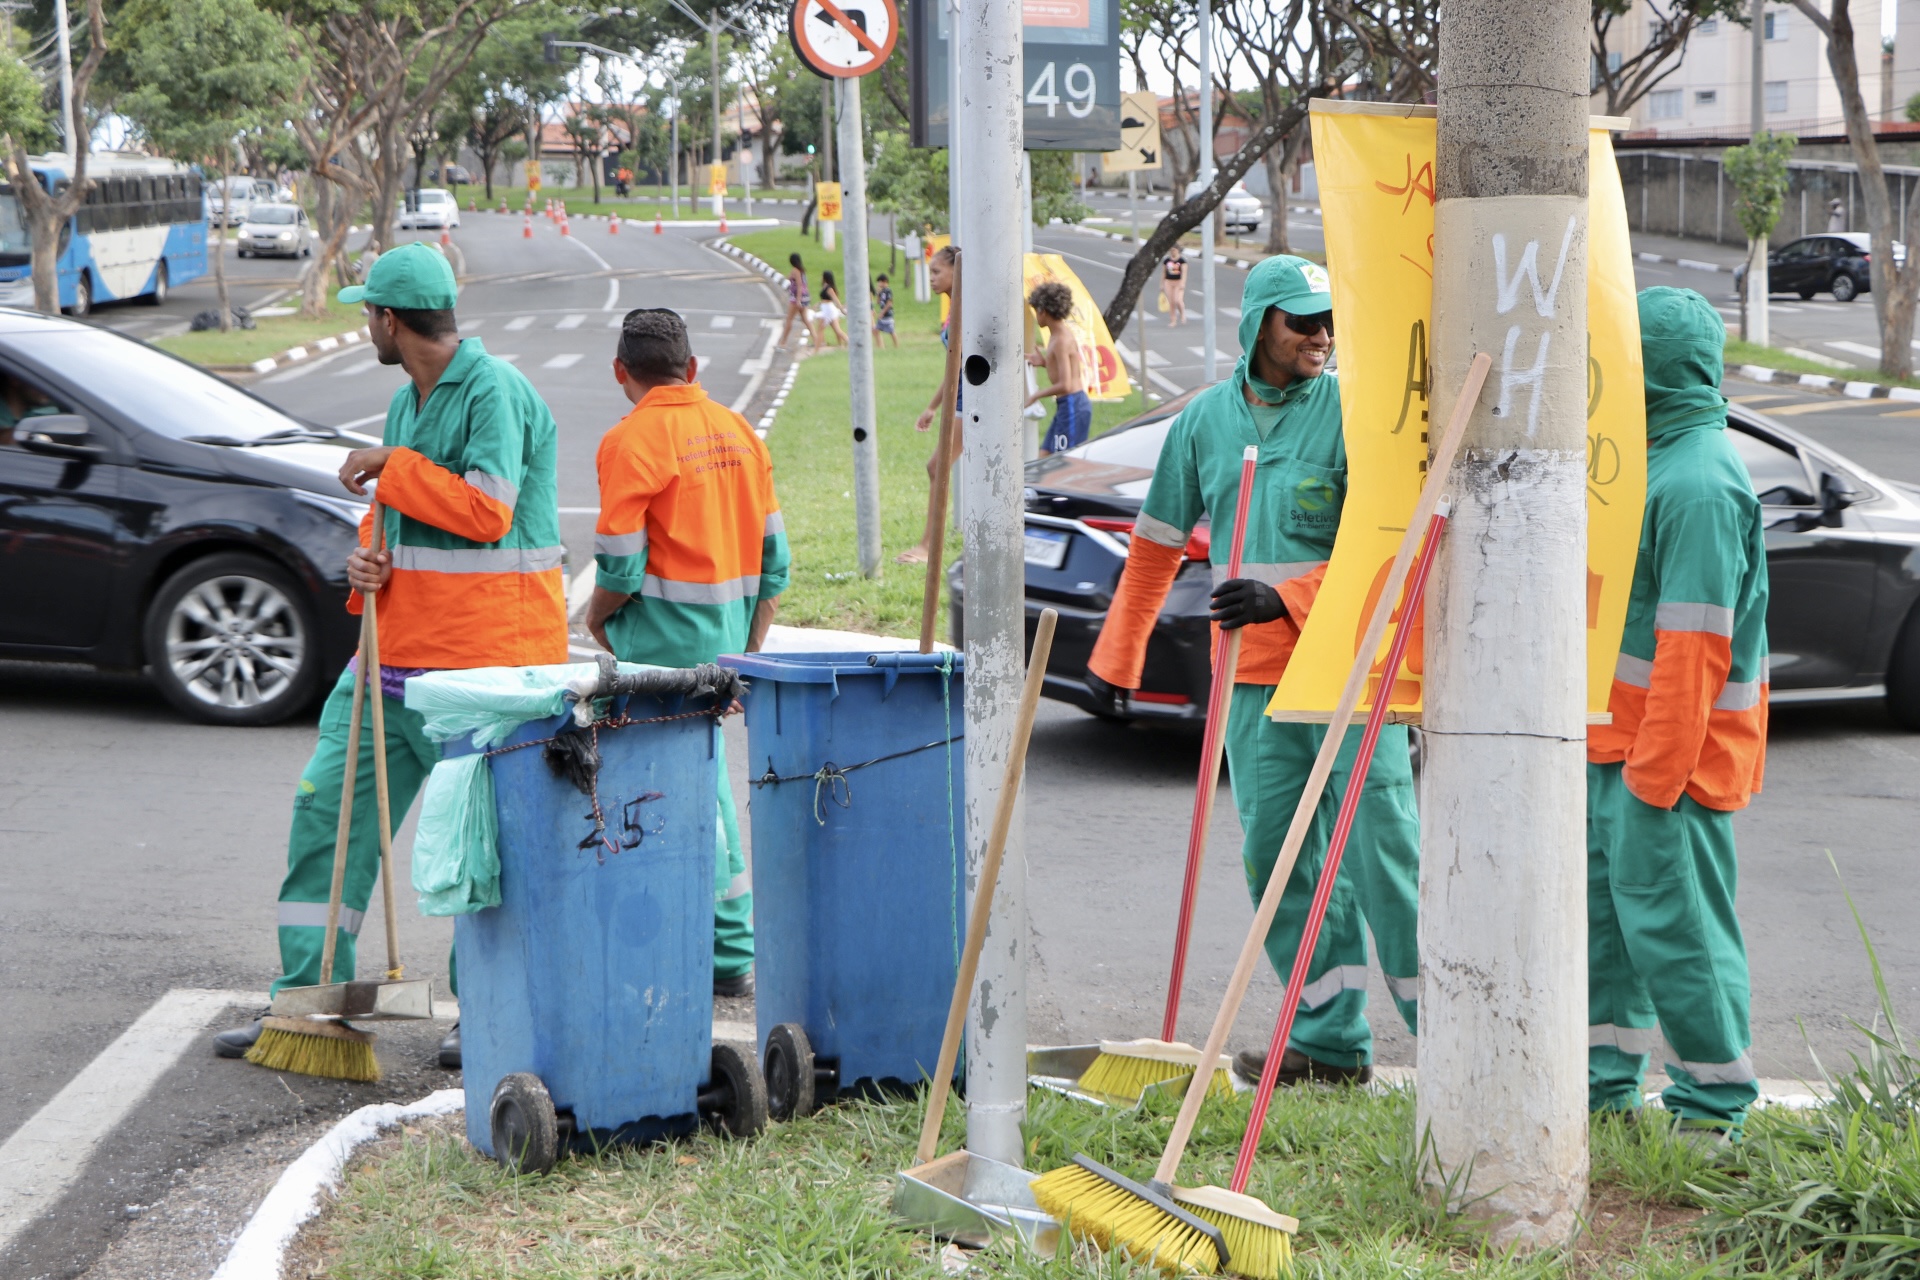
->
[1263,130,1294,254]
[1745,237,1769,346]
[212,177,232,333]
[27,210,59,315]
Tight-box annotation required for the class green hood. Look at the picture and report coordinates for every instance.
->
[1638,286,1727,440]
[1235,254,1332,391]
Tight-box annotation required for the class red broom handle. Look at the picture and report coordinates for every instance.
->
[1228,499,1451,1194]
[1161,445,1259,1042]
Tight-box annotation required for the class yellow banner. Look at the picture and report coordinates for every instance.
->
[1022,252,1132,401]
[524,161,542,190]
[817,180,843,222]
[709,161,728,195]
[1268,109,1644,718]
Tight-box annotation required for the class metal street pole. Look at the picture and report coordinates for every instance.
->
[822,77,837,250]
[840,74,882,578]
[740,80,754,216]
[671,94,681,218]
[53,0,74,162]
[1746,0,1768,345]
[955,0,1028,1169]
[1423,0,1589,1246]
[710,21,725,216]
[1131,169,1149,400]
[946,0,964,250]
[1197,0,1215,384]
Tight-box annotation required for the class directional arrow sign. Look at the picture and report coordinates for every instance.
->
[791,0,898,78]
[1102,90,1162,173]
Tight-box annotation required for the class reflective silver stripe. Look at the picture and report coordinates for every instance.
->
[1672,1053,1757,1086]
[464,470,519,509]
[719,872,752,902]
[1133,512,1189,548]
[1296,964,1371,1010]
[390,545,565,574]
[640,574,761,605]
[1589,1023,1660,1056]
[1713,678,1764,711]
[1384,972,1420,1003]
[1655,601,1735,637]
[764,510,785,536]
[1614,653,1654,688]
[595,530,647,558]
[1211,560,1322,588]
[278,901,365,935]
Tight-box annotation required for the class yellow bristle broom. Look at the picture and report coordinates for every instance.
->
[1035,352,1490,1278]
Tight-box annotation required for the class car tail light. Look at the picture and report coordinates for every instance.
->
[1183,524,1211,562]
[1134,691,1191,705]
[1082,516,1135,534]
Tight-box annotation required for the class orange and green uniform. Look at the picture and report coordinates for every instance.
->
[275,331,567,997]
[1086,255,1420,1067]
[1587,286,1769,1131]
[595,382,790,979]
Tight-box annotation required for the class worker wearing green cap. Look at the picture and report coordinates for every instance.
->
[213,241,568,1070]
[1087,254,1421,1086]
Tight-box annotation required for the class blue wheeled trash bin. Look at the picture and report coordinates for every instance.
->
[449,661,767,1174]
[725,651,966,1119]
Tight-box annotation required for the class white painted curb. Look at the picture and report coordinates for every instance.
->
[210,1089,464,1280]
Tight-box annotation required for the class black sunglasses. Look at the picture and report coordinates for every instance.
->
[1283,310,1334,339]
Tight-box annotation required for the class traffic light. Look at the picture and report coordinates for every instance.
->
[542,32,560,63]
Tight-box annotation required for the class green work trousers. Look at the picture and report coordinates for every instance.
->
[274,666,441,998]
[714,722,754,979]
[1227,683,1421,1068]
[1588,761,1756,1129]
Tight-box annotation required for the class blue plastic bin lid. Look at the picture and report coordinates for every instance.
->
[722,651,962,699]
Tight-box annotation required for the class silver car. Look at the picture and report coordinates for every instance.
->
[237,204,313,258]
[1184,179,1263,235]
[398,188,462,230]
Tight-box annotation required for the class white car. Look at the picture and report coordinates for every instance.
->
[206,176,275,228]
[398,188,461,230]
[1184,179,1263,235]
[237,203,313,258]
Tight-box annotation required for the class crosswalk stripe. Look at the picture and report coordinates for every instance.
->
[557,314,584,329]
[334,357,380,377]
[711,314,735,329]
[607,315,624,327]
[542,353,583,369]
[504,316,533,331]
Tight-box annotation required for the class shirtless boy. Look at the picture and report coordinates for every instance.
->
[1026,280,1089,456]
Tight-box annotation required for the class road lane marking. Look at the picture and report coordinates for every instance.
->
[711,314,735,329]
[333,412,386,430]
[556,314,584,330]
[542,353,583,369]
[605,277,619,311]
[607,314,623,327]
[1825,340,1883,360]
[504,316,533,331]
[1728,394,1796,405]
[0,988,266,1256]
[464,318,484,330]
[334,357,380,377]
[1763,399,1895,416]
[1115,340,1185,396]
[1186,346,1237,362]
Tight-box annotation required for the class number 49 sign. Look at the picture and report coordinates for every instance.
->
[907,0,1120,151]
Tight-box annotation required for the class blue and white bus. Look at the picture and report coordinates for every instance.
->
[0,153,208,313]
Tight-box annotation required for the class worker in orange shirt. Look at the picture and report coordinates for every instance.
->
[586,309,791,996]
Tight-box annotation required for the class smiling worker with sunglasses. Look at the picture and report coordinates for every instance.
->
[1085,254,1420,1088]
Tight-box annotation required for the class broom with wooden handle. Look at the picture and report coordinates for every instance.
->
[913,608,1057,1166]
[1032,352,1492,1277]
[917,253,963,654]
[1074,445,1257,1105]
[248,502,393,1082]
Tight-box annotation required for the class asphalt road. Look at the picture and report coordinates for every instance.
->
[3,202,1918,1277]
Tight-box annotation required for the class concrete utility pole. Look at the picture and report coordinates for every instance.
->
[53,0,74,162]
[822,78,837,249]
[840,75,882,578]
[1197,0,1216,384]
[1747,0,1769,345]
[946,0,964,250]
[1423,0,1590,1246]
[710,22,724,215]
[955,0,1028,1168]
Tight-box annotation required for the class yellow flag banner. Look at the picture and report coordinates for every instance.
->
[816,181,843,222]
[1021,252,1132,401]
[709,162,728,195]
[1268,104,1645,720]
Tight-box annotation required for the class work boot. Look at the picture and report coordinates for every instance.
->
[1675,1121,1741,1161]
[1231,1047,1373,1088]
[212,1018,264,1059]
[714,970,754,999]
[437,1022,461,1070]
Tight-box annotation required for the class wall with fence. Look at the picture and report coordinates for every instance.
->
[1618,150,1920,248]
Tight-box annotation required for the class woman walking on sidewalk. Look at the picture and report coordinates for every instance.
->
[777,253,819,351]
[1161,249,1187,326]
[815,270,849,347]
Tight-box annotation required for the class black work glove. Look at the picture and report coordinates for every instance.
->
[1083,669,1130,713]
[1210,578,1288,630]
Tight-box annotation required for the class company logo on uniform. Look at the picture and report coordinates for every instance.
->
[1293,475,1338,524]
[295,777,317,810]
[1300,263,1330,294]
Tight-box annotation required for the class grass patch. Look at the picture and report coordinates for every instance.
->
[471,183,802,221]
[154,297,366,368]
[1725,338,1920,390]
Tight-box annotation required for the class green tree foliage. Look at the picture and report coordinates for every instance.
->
[1029,149,1089,225]
[445,11,573,198]
[0,47,51,154]
[1724,130,1797,242]
[867,131,946,231]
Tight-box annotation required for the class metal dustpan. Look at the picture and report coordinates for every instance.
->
[270,977,435,1021]
[893,1149,1060,1254]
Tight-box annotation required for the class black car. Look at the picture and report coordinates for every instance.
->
[0,310,368,724]
[1732,232,1905,303]
[953,391,1920,731]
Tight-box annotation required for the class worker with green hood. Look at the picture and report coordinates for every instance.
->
[1087,254,1420,1086]
[1588,286,1770,1147]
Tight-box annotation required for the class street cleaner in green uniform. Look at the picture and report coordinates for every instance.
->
[1587,287,1769,1148]
[1085,255,1420,1085]
[213,243,569,1068]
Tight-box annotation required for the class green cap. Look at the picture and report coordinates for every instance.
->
[1261,254,1332,315]
[338,241,457,309]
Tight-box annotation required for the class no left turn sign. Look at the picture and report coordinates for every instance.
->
[789,0,898,78]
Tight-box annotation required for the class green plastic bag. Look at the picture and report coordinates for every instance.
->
[412,753,500,916]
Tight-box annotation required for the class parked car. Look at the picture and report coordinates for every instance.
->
[0,310,368,725]
[236,203,314,259]
[438,164,473,186]
[1183,179,1263,235]
[1732,232,1907,303]
[398,188,462,230]
[950,392,1920,731]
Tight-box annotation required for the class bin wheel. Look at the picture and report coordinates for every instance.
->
[700,1041,768,1138]
[764,1022,816,1121]
[490,1072,560,1175]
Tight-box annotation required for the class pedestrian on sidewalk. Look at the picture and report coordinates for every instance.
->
[1161,249,1187,326]
[1587,286,1770,1149]
[1026,280,1090,456]
[585,308,791,998]
[212,242,569,1071]
[815,270,849,347]
[1827,198,1847,233]
[777,252,818,351]
[898,243,960,565]
[873,273,898,347]
[1086,255,1421,1087]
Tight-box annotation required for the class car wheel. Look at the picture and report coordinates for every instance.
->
[1798,287,1817,300]
[1886,606,1920,731]
[143,260,168,306]
[238,248,250,259]
[1832,273,1859,302]
[144,552,321,726]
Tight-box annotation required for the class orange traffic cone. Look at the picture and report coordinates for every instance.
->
[522,212,533,239]
[718,213,729,233]
[439,227,451,247]
[498,196,507,214]
[609,214,620,235]
[653,215,663,234]
[468,196,476,211]
[560,214,570,237]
